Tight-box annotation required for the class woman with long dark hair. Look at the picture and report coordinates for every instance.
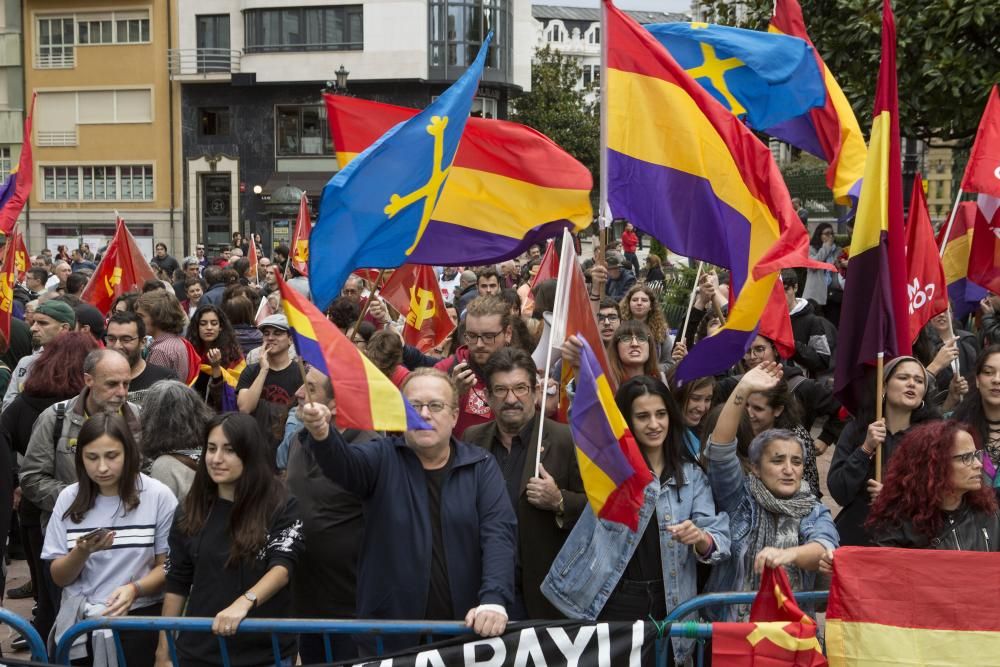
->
[802,223,839,310]
[828,356,941,545]
[866,421,998,549]
[669,374,714,459]
[44,414,177,666]
[543,376,729,665]
[156,413,303,667]
[953,346,1000,492]
[607,320,664,386]
[620,284,671,361]
[0,332,98,641]
[185,304,246,412]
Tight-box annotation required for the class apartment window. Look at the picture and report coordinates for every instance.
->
[37,16,74,68]
[245,6,362,53]
[275,105,332,156]
[116,13,150,43]
[0,148,10,182]
[587,26,600,45]
[78,16,113,44]
[199,107,231,136]
[582,64,600,88]
[429,0,510,71]
[545,21,566,43]
[42,165,154,201]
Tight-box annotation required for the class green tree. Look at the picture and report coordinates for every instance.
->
[695,0,999,146]
[510,46,600,192]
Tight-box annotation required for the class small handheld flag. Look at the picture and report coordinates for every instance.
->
[275,273,430,432]
[81,218,159,315]
[289,194,311,276]
[379,263,455,353]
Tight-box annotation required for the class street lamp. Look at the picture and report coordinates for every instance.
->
[335,64,350,90]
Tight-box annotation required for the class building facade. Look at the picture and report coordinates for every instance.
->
[0,0,25,189]
[173,0,533,254]
[22,0,181,257]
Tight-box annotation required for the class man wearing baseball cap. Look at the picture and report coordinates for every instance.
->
[2,299,76,412]
[236,314,299,447]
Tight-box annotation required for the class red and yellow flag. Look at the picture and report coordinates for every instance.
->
[713,566,827,666]
[827,547,1000,665]
[81,218,158,315]
[0,227,24,346]
[379,264,455,353]
[0,95,34,235]
[289,193,311,276]
[247,236,259,285]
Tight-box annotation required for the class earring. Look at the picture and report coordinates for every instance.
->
[919,400,925,410]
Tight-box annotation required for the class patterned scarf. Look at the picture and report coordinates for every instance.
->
[743,475,817,594]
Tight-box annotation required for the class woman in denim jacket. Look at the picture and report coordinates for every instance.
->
[704,362,838,621]
[542,376,730,664]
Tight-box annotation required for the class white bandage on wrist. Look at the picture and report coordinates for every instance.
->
[476,603,508,619]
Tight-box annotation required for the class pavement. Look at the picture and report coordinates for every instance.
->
[2,557,36,658]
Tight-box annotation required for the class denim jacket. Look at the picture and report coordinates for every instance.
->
[541,461,730,663]
[705,439,839,620]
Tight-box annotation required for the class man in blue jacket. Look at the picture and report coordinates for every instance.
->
[299,367,517,651]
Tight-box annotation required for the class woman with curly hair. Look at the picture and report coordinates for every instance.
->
[866,420,999,550]
[141,381,214,502]
[186,304,246,412]
[619,284,672,361]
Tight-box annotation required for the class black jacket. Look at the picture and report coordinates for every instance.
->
[873,503,1000,551]
[789,299,833,376]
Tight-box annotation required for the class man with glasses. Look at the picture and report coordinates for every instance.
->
[105,311,177,406]
[237,315,299,445]
[435,295,512,437]
[195,244,208,269]
[463,348,584,619]
[299,367,516,653]
[596,297,622,346]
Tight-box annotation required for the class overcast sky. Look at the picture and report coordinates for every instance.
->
[533,0,692,13]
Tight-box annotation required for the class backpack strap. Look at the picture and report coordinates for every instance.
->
[52,402,68,451]
[787,374,808,394]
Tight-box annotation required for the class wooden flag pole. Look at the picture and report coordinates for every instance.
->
[351,270,386,337]
[679,261,705,346]
[296,358,317,407]
[937,188,965,260]
[875,352,885,483]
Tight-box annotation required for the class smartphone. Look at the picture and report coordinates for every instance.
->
[79,527,111,542]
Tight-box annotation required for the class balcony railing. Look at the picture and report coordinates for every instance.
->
[167,48,241,79]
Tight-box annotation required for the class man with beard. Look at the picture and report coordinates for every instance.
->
[2,300,75,411]
[435,296,512,437]
[104,311,177,406]
[463,348,584,619]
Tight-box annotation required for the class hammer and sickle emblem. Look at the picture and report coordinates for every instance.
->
[384,115,451,255]
[14,250,25,274]
[407,286,436,330]
[104,267,123,296]
[295,239,309,263]
[745,622,823,654]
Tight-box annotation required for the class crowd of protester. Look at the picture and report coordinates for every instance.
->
[0,226,996,666]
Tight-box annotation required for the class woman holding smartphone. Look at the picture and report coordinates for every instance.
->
[43,414,178,666]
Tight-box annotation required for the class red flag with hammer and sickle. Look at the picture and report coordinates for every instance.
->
[289,193,311,276]
[81,218,158,315]
[0,226,25,347]
[379,263,455,353]
[711,566,828,666]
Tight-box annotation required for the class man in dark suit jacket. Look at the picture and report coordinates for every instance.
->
[464,348,585,619]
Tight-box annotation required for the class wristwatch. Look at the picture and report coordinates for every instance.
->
[556,494,566,516]
[243,591,258,608]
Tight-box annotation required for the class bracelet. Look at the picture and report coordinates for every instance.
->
[131,581,143,597]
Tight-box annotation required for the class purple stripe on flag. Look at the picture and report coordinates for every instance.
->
[763,115,828,161]
[675,326,758,383]
[407,218,575,266]
[607,149,752,288]
[951,279,986,319]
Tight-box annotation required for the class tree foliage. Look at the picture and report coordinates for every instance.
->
[695,0,999,146]
[511,46,600,188]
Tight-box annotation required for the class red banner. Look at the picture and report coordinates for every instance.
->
[905,175,948,343]
[0,227,23,346]
[379,264,455,352]
[81,218,158,315]
[290,194,311,276]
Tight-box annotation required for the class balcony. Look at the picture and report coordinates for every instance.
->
[168,48,241,81]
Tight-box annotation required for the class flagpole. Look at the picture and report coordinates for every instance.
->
[596,0,609,301]
[352,270,385,336]
[875,351,884,483]
[535,229,572,477]
[679,261,704,346]
[937,188,964,260]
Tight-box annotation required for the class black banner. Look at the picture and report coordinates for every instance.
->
[332,621,659,666]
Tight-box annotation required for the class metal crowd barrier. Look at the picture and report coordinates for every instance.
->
[50,591,831,667]
[0,607,49,661]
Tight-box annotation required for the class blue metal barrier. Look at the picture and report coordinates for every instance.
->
[0,607,49,661]
[664,590,830,623]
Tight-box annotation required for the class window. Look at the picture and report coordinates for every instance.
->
[470,97,497,119]
[275,105,333,156]
[42,165,154,201]
[582,64,600,88]
[587,26,600,45]
[245,6,362,53]
[196,15,231,72]
[36,10,150,68]
[199,107,231,136]
[39,89,152,128]
[37,16,74,68]
[545,21,566,43]
[429,0,511,73]
[0,147,10,182]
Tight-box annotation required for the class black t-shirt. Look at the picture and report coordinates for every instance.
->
[623,470,666,583]
[423,446,455,620]
[236,362,300,407]
[126,362,177,407]
[488,424,531,508]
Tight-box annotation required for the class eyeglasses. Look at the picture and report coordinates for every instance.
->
[491,384,532,398]
[746,345,771,358]
[464,331,503,345]
[598,313,621,323]
[616,333,649,344]
[952,450,985,467]
[409,400,450,414]
[104,335,138,345]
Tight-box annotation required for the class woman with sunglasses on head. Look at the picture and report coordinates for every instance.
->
[44,414,178,666]
[828,356,941,545]
[156,413,303,667]
[543,376,730,665]
[864,420,999,550]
